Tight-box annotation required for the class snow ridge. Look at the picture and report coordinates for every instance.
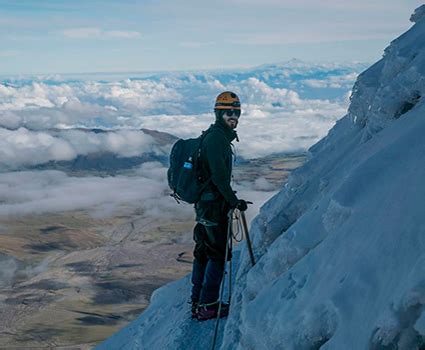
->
[410,5,425,24]
[97,6,425,350]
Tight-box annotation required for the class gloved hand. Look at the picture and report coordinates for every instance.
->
[235,199,248,212]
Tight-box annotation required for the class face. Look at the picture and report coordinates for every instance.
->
[222,109,240,129]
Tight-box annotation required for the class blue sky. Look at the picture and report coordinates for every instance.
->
[0,0,422,75]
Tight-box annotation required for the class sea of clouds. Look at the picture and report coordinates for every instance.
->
[0,61,365,218]
[0,161,274,227]
[0,162,190,218]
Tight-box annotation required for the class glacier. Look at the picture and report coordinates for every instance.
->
[96,6,425,350]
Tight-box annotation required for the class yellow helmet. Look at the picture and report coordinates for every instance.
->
[214,91,241,110]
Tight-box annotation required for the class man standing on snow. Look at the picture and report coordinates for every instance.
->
[191,91,248,321]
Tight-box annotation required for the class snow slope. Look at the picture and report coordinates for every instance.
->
[97,6,425,350]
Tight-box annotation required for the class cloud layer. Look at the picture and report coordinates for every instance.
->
[0,128,159,170]
[60,28,141,39]
[0,63,355,219]
[0,163,182,218]
[0,163,271,224]
[0,62,360,166]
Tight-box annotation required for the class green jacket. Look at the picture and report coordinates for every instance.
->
[199,119,238,207]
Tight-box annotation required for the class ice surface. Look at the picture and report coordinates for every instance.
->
[97,8,425,350]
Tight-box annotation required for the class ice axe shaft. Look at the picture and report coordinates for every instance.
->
[211,209,234,350]
[241,211,255,266]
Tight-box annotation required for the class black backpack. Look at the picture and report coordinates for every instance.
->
[168,130,211,204]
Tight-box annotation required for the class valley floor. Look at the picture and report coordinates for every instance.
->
[0,210,194,349]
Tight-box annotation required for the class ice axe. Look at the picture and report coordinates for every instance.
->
[240,202,255,266]
[211,206,255,350]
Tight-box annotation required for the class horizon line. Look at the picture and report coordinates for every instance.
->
[0,58,370,79]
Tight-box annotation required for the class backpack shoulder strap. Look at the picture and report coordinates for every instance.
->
[195,126,215,197]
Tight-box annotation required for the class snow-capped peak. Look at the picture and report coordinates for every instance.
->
[348,6,425,140]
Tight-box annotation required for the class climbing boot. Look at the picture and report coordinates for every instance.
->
[197,302,230,321]
[191,301,199,319]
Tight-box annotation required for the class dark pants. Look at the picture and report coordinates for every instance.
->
[191,201,230,305]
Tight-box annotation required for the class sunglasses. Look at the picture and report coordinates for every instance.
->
[224,109,241,118]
